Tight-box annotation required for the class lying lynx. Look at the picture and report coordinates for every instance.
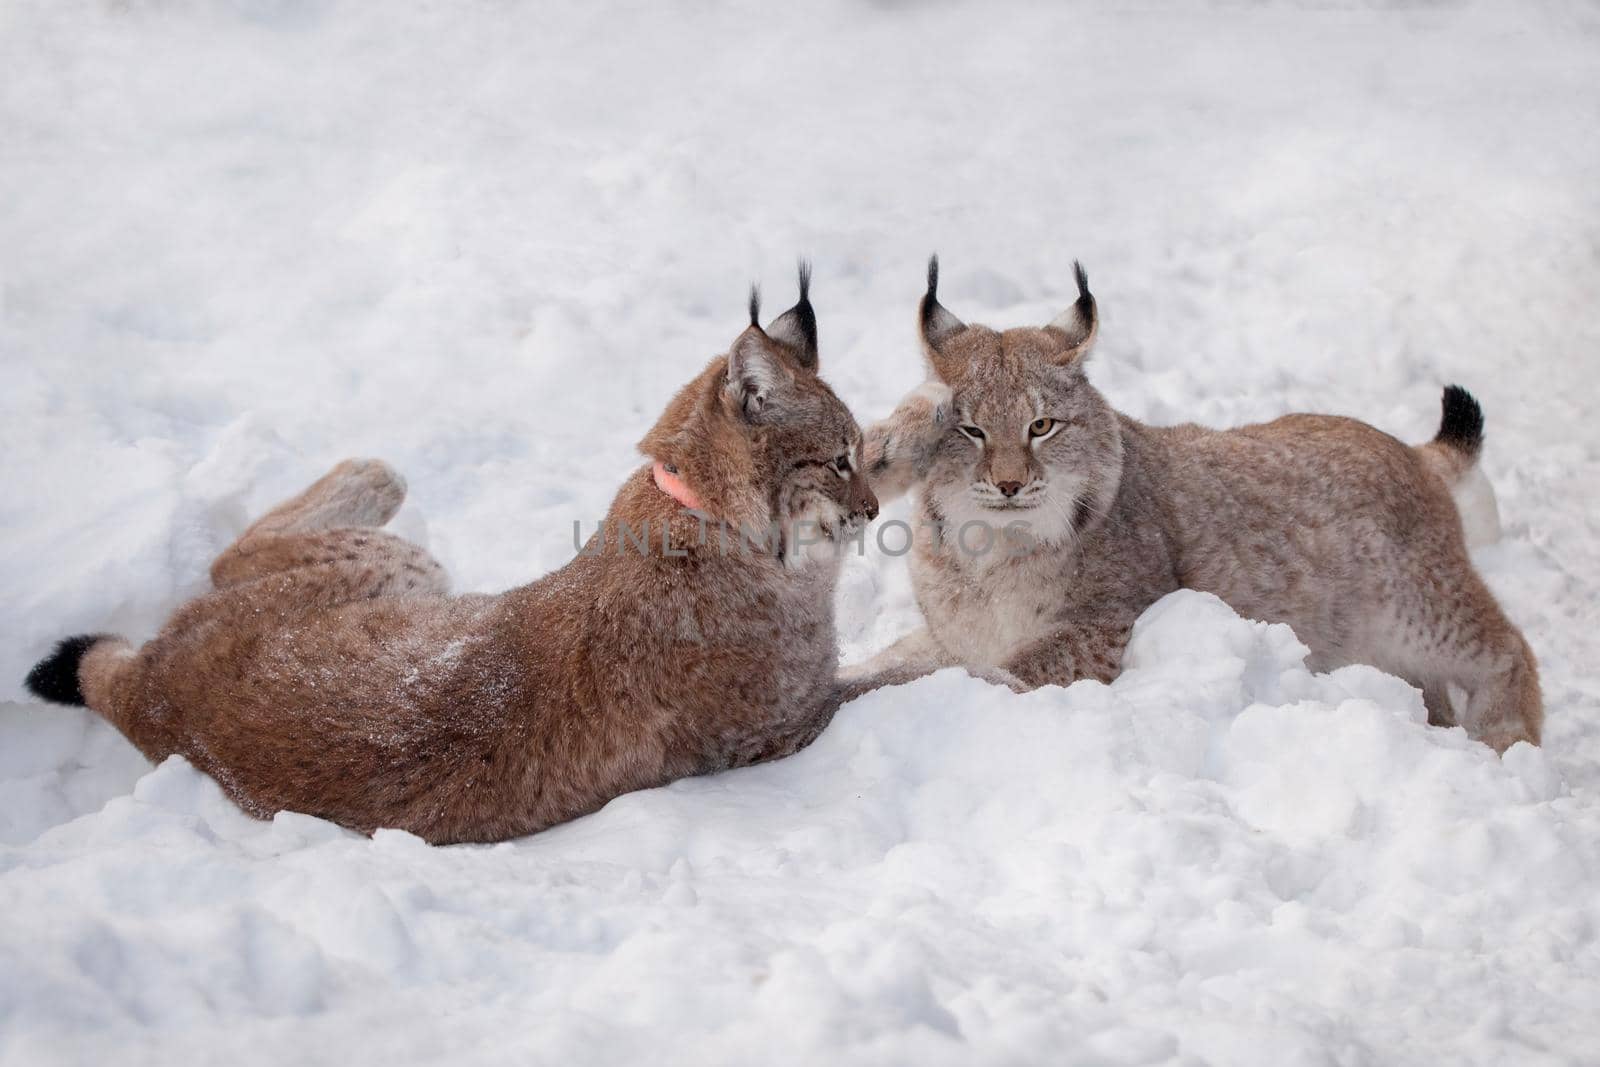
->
[847,258,1540,753]
[25,268,883,843]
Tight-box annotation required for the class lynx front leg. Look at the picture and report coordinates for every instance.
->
[838,627,1028,701]
[838,626,953,686]
[1004,619,1133,690]
[863,381,952,503]
[741,654,1012,768]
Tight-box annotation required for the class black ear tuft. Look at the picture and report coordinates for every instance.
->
[748,284,761,328]
[1046,260,1099,361]
[919,253,966,353]
[764,259,819,371]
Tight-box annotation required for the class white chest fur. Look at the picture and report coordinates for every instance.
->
[910,532,1067,668]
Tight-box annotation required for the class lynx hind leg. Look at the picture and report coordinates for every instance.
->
[1375,572,1541,754]
[212,527,449,599]
[1421,682,1458,729]
[212,459,412,589]
[244,458,408,540]
[1458,629,1541,754]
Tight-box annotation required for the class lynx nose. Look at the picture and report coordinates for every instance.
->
[996,480,1025,498]
[849,476,879,524]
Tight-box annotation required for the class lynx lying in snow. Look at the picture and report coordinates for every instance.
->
[846,259,1540,753]
[25,268,886,843]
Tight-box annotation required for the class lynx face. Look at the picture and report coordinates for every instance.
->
[917,261,1120,549]
[754,371,874,559]
[920,327,1120,547]
[639,264,877,561]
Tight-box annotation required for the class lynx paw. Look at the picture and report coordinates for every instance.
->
[290,458,408,530]
[866,380,953,478]
[900,379,953,430]
[330,458,407,525]
[966,664,1030,692]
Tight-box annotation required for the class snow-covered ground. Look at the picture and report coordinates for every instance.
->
[4,0,1600,1063]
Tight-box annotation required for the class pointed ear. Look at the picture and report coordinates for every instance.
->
[763,260,818,371]
[919,255,967,379]
[1045,261,1098,364]
[726,291,788,421]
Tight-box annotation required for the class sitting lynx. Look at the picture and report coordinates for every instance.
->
[847,258,1540,753]
[25,267,884,843]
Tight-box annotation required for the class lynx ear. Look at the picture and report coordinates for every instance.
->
[763,260,818,372]
[919,255,967,366]
[1045,261,1098,364]
[726,288,788,420]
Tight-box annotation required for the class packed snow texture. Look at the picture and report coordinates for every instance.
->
[3,1,1600,1064]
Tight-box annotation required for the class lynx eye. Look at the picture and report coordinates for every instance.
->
[1029,418,1059,440]
[830,453,852,476]
[958,424,986,443]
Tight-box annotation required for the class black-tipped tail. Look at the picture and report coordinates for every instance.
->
[24,635,108,706]
[1435,385,1484,457]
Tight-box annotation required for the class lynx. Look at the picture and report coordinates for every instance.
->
[25,267,886,843]
[845,258,1540,753]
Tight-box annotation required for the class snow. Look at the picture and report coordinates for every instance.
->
[3,0,1600,1063]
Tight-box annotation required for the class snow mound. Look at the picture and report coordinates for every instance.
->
[2,592,1595,1065]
